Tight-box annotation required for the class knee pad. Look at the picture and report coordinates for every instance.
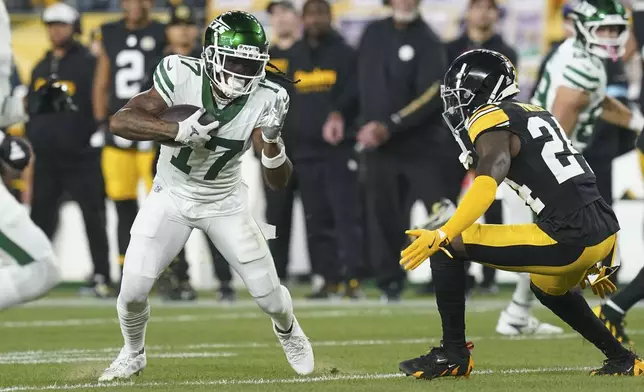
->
[254,285,292,317]
[118,272,156,305]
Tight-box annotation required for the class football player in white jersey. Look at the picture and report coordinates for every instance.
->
[98,11,314,381]
[496,0,644,336]
[0,0,61,310]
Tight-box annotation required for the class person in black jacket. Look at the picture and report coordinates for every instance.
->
[263,0,301,283]
[26,3,111,297]
[356,0,464,301]
[444,0,518,294]
[289,0,363,299]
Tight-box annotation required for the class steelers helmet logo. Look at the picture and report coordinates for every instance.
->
[141,36,156,51]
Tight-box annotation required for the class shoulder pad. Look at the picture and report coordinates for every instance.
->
[466,104,510,143]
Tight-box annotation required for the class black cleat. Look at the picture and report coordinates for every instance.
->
[593,305,632,345]
[216,284,236,303]
[399,343,474,380]
[590,352,644,376]
[306,282,340,300]
[344,279,365,300]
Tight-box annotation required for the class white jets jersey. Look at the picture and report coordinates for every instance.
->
[0,0,13,98]
[531,38,607,152]
[152,54,287,208]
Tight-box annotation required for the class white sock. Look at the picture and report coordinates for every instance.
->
[506,274,534,318]
[273,286,294,333]
[605,299,625,314]
[117,296,150,353]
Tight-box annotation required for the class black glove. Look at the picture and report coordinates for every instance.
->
[0,134,31,171]
[29,78,78,115]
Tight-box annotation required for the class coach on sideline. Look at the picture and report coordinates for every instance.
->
[26,3,111,297]
[356,0,464,301]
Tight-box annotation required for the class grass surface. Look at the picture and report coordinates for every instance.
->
[0,288,642,391]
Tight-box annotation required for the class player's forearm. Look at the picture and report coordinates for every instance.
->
[110,107,178,141]
[601,96,643,132]
[262,142,292,190]
[441,175,497,241]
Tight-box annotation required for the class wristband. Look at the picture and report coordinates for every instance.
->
[262,131,281,144]
[628,110,644,132]
[261,143,287,169]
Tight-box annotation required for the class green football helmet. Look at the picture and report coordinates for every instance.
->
[569,0,629,60]
[202,11,270,99]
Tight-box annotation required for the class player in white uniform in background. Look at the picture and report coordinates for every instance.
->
[98,11,314,381]
[496,0,644,336]
[0,0,61,310]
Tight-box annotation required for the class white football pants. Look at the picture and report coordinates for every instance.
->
[0,181,60,309]
[120,181,281,303]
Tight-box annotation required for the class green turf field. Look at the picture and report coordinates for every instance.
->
[0,289,642,392]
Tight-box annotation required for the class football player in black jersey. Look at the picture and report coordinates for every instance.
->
[397,49,643,379]
[92,0,166,278]
[592,2,644,347]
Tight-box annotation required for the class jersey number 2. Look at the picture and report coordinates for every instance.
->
[527,116,584,184]
[170,137,245,180]
[115,50,145,99]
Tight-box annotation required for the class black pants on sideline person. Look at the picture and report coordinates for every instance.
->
[264,172,298,280]
[296,150,364,285]
[30,152,111,282]
[365,150,465,296]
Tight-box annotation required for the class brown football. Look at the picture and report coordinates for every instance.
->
[157,105,216,147]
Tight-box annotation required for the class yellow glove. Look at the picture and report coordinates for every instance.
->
[579,266,617,299]
[400,229,451,271]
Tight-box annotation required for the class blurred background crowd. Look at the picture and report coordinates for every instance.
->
[4,0,644,302]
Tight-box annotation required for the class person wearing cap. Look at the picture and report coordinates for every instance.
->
[166,4,201,57]
[434,0,517,296]
[356,0,460,302]
[263,0,301,284]
[26,2,111,297]
[92,0,166,288]
[286,0,363,299]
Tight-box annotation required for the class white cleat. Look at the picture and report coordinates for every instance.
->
[496,310,564,336]
[98,347,147,382]
[274,317,315,375]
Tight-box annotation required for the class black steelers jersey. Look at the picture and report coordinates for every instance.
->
[466,101,618,244]
[100,20,166,116]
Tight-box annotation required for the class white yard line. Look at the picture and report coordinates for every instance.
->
[7,332,644,366]
[0,367,596,392]
[0,305,503,329]
[0,352,236,365]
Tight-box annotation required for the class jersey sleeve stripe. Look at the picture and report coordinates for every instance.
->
[154,71,173,105]
[563,74,596,91]
[467,107,500,129]
[468,109,510,142]
[159,60,175,93]
[565,65,600,83]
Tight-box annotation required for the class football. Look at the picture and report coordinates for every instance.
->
[157,104,217,147]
